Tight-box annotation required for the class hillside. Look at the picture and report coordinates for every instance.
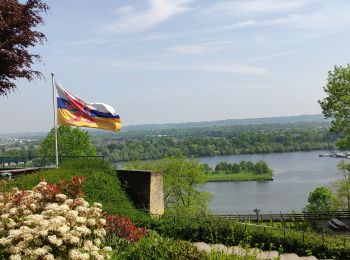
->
[122,114,326,132]
[6,158,146,220]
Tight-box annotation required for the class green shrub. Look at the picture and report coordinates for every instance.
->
[112,232,205,260]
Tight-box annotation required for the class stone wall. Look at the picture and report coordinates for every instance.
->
[117,170,164,216]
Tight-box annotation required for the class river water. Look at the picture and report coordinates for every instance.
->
[200,151,345,214]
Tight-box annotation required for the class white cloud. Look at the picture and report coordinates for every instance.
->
[167,40,232,54]
[245,51,296,63]
[200,15,301,33]
[108,59,267,75]
[168,44,208,54]
[108,0,193,32]
[202,0,315,15]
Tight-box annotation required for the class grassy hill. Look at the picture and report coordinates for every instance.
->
[6,159,146,220]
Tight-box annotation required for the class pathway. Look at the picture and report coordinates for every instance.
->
[193,242,320,259]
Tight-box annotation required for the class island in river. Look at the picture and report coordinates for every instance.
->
[204,160,273,182]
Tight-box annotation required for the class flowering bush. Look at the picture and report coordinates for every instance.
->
[106,215,148,242]
[0,181,111,259]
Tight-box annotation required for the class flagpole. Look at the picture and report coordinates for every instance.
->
[51,73,59,169]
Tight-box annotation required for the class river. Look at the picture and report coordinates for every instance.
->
[200,151,345,214]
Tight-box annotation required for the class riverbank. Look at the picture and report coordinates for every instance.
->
[206,172,273,182]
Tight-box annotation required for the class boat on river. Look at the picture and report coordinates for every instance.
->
[319,152,350,159]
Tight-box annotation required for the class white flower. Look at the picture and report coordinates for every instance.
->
[64,199,74,205]
[66,210,79,219]
[75,225,91,236]
[0,184,110,259]
[69,236,80,245]
[33,247,48,256]
[23,209,33,215]
[45,203,60,211]
[100,219,106,226]
[59,204,70,211]
[55,194,67,201]
[94,238,101,246]
[33,193,43,200]
[23,233,34,242]
[9,255,21,260]
[93,202,102,208]
[1,213,9,219]
[9,246,21,254]
[57,225,70,235]
[48,216,66,229]
[25,214,44,225]
[9,229,21,237]
[102,246,112,252]
[93,228,106,237]
[0,238,11,246]
[86,218,96,226]
[83,240,96,251]
[36,181,47,187]
[80,253,90,260]
[69,249,81,259]
[76,217,87,224]
[76,206,88,213]
[9,208,17,215]
[43,254,55,260]
[48,235,63,246]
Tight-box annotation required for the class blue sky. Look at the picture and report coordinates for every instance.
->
[1,0,350,133]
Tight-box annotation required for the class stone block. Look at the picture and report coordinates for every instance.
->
[117,170,164,215]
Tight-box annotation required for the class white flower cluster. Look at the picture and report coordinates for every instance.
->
[0,182,112,259]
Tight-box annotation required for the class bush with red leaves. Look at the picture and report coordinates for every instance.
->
[37,176,86,201]
[106,215,148,242]
[60,176,86,199]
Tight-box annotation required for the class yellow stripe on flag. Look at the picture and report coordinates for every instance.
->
[58,108,122,132]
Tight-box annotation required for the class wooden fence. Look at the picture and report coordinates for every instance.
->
[0,156,104,170]
[215,211,350,222]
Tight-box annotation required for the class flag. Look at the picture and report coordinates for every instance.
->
[55,81,122,132]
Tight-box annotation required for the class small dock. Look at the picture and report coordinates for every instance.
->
[319,151,350,159]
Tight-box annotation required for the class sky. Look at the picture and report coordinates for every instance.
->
[1,0,350,134]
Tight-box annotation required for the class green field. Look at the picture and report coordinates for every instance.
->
[206,172,273,182]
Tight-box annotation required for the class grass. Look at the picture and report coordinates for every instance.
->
[206,172,273,182]
[6,158,147,219]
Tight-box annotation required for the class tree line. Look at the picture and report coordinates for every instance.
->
[0,125,337,164]
[95,127,336,162]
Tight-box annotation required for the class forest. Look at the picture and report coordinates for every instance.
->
[94,122,337,162]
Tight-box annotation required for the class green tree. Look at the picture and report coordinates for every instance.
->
[332,161,350,210]
[126,156,212,214]
[319,64,350,148]
[254,161,272,174]
[39,126,96,158]
[305,186,337,212]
